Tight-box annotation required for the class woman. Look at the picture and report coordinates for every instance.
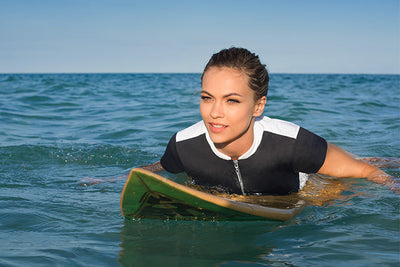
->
[148,47,399,195]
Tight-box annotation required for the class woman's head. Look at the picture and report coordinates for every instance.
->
[201,47,269,100]
[200,48,268,158]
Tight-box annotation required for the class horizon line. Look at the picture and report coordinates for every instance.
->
[1,72,399,75]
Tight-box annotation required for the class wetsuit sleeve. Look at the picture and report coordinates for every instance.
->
[160,133,185,174]
[292,127,327,173]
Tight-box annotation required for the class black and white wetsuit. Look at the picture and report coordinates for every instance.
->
[160,116,327,195]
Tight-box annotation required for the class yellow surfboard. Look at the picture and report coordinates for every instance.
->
[120,168,347,221]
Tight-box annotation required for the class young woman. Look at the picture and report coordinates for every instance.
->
[148,47,399,195]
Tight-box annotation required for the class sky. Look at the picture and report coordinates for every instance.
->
[0,0,399,74]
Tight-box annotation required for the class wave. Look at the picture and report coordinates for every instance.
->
[0,143,160,168]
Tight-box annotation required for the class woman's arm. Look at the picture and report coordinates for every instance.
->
[317,143,400,194]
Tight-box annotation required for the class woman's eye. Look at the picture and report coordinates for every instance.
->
[201,95,212,101]
[227,99,240,103]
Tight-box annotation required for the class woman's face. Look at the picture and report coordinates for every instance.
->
[200,67,266,157]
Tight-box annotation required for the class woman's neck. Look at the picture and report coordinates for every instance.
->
[214,123,255,161]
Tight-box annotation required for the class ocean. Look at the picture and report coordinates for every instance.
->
[0,73,399,266]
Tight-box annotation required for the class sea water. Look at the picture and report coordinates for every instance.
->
[0,73,399,266]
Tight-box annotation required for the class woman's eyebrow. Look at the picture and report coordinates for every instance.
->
[224,93,243,98]
[200,90,212,96]
[201,90,243,98]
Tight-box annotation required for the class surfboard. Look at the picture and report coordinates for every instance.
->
[120,168,347,221]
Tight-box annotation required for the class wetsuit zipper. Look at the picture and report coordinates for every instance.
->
[233,160,246,195]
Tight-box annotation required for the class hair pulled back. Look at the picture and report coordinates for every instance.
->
[201,47,269,100]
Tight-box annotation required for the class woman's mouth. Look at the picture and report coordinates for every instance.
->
[209,123,227,133]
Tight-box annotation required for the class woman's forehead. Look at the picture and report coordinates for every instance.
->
[201,67,255,98]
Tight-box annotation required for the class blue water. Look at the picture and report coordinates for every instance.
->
[0,73,399,266]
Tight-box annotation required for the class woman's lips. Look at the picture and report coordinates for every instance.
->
[209,122,227,133]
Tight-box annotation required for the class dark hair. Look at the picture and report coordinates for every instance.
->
[201,47,269,99]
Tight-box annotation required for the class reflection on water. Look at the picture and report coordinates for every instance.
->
[118,220,278,266]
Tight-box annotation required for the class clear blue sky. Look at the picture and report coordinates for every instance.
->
[1,0,399,73]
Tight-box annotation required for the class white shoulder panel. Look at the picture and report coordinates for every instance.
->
[238,116,300,160]
[176,121,207,142]
[258,116,300,139]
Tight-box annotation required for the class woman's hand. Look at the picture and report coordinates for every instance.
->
[366,169,400,194]
[141,161,164,173]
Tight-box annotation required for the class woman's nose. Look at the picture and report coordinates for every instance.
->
[210,101,224,119]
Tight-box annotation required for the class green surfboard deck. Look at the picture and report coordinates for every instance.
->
[120,168,309,221]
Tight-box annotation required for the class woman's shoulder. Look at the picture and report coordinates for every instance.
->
[256,116,300,139]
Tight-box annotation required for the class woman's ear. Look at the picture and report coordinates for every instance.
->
[253,96,267,117]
